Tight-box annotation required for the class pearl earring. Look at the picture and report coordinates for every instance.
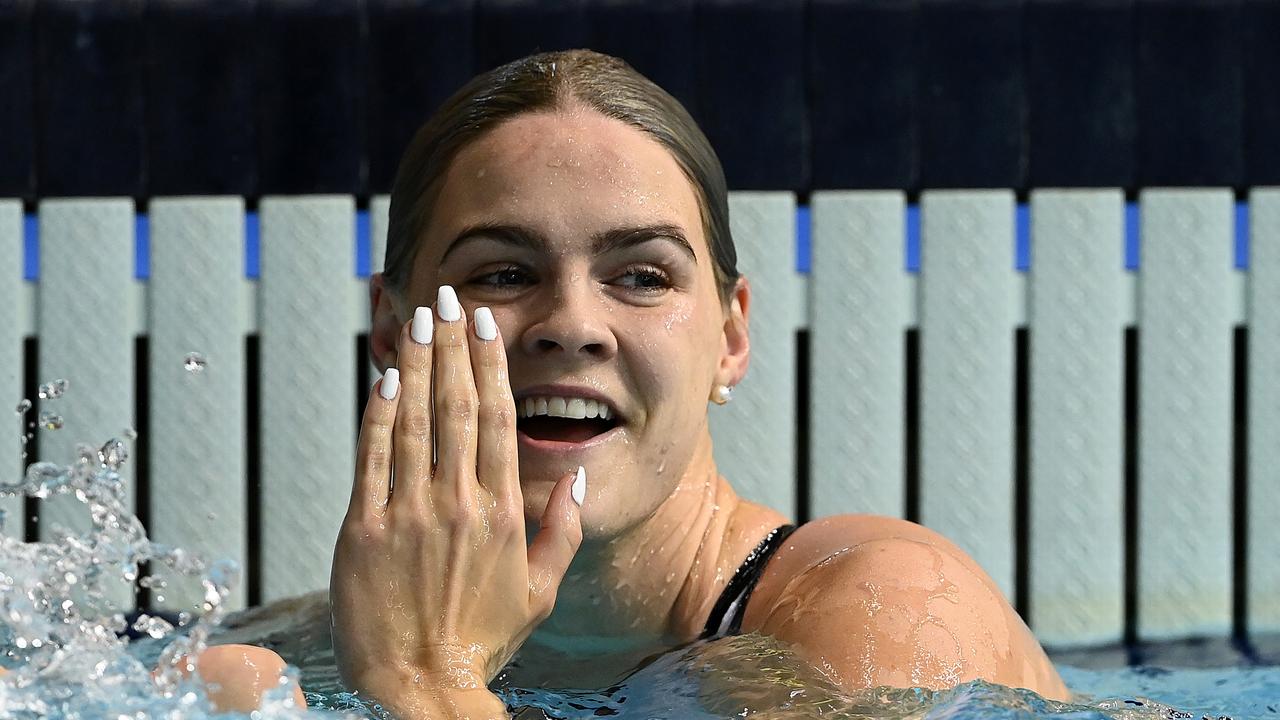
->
[711,385,734,405]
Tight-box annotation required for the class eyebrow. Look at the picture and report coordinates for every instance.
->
[439,222,698,264]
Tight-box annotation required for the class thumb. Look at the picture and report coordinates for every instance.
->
[527,466,586,602]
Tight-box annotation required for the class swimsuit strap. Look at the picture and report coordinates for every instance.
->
[700,524,798,639]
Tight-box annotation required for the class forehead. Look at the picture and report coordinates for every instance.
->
[427,108,705,254]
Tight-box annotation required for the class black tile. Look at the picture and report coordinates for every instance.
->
[587,0,698,117]
[367,0,476,194]
[696,0,808,191]
[0,0,35,199]
[1027,0,1136,189]
[475,0,590,73]
[1136,0,1243,188]
[257,0,366,195]
[919,0,1026,190]
[146,0,257,196]
[810,0,917,190]
[36,0,146,197]
[1243,0,1280,187]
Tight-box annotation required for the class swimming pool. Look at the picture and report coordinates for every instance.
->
[3,445,1276,719]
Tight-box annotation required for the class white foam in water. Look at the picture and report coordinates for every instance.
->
[1,396,1273,718]
[0,433,339,719]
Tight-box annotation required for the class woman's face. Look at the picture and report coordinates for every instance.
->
[395,106,746,538]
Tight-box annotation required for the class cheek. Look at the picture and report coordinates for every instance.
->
[628,303,720,402]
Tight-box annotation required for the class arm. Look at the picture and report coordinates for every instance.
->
[748,517,1070,702]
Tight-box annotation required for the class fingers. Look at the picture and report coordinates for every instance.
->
[469,306,521,509]
[350,367,400,517]
[431,286,481,507]
[391,306,436,505]
[527,467,585,610]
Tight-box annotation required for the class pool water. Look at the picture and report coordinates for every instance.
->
[3,441,1278,719]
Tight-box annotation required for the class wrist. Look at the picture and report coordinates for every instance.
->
[370,684,508,720]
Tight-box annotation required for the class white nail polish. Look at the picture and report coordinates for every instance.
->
[379,368,400,400]
[474,307,497,341]
[572,466,586,506]
[412,306,433,344]
[437,285,462,322]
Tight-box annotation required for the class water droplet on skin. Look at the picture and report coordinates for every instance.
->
[183,352,207,374]
[14,398,31,414]
[39,411,64,430]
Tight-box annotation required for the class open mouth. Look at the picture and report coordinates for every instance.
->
[515,396,622,445]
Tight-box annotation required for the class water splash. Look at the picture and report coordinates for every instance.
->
[0,435,334,719]
[182,353,207,374]
[37,380,69,401]
[36,412,63,431]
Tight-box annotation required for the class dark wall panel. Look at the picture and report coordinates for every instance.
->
[696,0,808,191]
[810,0,917,190]
[37,0,146,198]
[588,0,698,122]
[257,0,365,195]
[147,0,257,196]
[1243,0,1280,187]
[476,0,590,73]
[1027,0,1135,188]
[918,0,1025,190]
[367,0,476,193]
[0,0,34,199]
[1137,0,1243,188]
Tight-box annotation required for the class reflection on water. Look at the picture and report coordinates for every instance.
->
[1,430,1274,718]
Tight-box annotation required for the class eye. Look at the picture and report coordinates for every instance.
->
[468,265,535,290]
[613,265,671,292]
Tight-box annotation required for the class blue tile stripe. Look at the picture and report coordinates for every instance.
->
[18,201,1252,281]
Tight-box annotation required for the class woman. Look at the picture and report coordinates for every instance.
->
[324,47,1070,719]
[2,46,1068,718]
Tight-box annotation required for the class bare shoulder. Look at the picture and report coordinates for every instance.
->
[741,514,1070,702]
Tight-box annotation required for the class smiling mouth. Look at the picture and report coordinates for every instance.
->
[517,392,622,443]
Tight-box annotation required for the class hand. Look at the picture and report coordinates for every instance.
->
[330,286,585,716]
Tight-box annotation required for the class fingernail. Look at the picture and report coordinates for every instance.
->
[474,307,497,341]
[379,368,400,400]
[572,466,586,506]
[411,306,433,344]
[437,285,462,322]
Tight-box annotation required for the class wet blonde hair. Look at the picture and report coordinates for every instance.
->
[384,49,738,304]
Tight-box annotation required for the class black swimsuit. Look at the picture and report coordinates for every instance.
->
[699,524,798,639]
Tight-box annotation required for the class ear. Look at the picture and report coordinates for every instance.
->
[369,272,403,374]
[717,276,751,387]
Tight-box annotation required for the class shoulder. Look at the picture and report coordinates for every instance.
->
[740,514,1069,701]
[741,514,969,629]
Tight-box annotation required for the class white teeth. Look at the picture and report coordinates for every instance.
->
[548,397,567,417]
[517,395,617,421]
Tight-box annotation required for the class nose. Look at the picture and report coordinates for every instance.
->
[519,280,618,360]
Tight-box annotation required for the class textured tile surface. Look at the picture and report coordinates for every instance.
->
[1248,189,1280,635]
[1028,190,1127,646]
[919,190,1017,600]
[809,191,908,518]
[1137,189,1234,639]
[147,198,247,610]
[259,197,357,601]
